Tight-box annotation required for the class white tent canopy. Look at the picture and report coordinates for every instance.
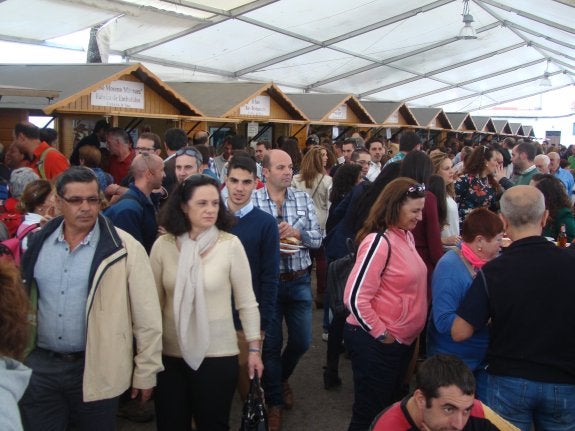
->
[0,0,573,112]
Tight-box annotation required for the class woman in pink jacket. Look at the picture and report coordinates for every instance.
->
[343,177,428,431]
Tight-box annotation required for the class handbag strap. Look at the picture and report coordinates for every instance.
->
[310,174,325,200]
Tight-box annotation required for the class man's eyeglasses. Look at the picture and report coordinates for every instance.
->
[134,146,155,153]
[59,196,101,206]
[406,183,426,198]
[175,147,203,164]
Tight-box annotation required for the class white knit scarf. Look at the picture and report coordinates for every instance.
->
[173,225,219,370]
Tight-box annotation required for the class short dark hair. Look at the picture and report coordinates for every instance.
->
[159,174,234,235]
[40,128,58,145]
[351,148,369,162]
[227,156,257,177]
[399,132,420,152]
[78,145,102,168]
[14,122,40,140]
[365,138,384,151]
[139,132,161,150]
[399,150,433,185]
[257,140,271,150]
[229,135,247,150]
[416,355,476,408]
[93,119,109,133]
[55,166,99,197]
[516,141,536,162]
[164,128,188,151]
[107,127,130,146]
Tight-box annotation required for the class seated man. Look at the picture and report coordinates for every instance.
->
[371,355,518,431]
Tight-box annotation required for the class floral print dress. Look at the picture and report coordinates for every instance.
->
[454,174,496,224]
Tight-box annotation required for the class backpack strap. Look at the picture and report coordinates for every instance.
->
[17,223,40,240]
[37,147,57,180]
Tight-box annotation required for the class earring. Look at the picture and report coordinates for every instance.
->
[478,247,482,252]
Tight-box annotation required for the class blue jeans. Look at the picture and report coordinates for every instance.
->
[19,348,119,431]
[485,373,575,431]
[262,273,312,407]
[344,323,414,431]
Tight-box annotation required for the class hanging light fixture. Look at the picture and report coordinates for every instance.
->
[459,0,478,40]
[539,60,552,87]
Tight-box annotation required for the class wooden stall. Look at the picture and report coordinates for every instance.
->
[492,119,513,139]
[409,107,453,149]
[509,123,525,139]
[470,116,497,144]
[286,94,375,144]
[361,101,418,141]
[0,63,204,156]
[170,82,308,148]
[522,125,536,139]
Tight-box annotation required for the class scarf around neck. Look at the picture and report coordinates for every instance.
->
[460,242,487,270]
[173,225,219,370]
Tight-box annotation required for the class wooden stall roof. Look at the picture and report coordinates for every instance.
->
[287,93,375,126]
[169,82,307,123]
[361,101,417,126]
[508,123,524,136]
[492,119,512,135]
[0,63,203,116]
[522,125,535,138]
[445,112,477,132]
[410,107,452,130]
[471,116,497,133]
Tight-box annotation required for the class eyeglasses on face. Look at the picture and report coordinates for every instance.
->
[406,183,426,198]
[134,146,155,153]
[59,196,101,206]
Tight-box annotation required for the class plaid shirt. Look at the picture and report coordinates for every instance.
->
[252,186,322,273]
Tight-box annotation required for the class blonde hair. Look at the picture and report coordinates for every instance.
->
[430,152,455,197]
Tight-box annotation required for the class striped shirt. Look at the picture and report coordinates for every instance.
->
[252,186,322,273]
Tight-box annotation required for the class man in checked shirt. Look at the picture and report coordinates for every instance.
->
[252,149,322,431]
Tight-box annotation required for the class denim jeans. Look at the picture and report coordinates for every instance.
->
[19,348,119,431]
[485,373,575,431]
[344,323,414,431]
[262,272,312,407]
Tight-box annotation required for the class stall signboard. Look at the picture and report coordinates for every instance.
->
[247,121,259,138]
[91,80,145,109]
[328,105,348,120]
[239,95,270,116]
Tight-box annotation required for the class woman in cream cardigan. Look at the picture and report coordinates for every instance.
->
[151,174,263,431]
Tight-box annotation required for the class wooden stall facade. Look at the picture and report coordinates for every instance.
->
[361,101,418,141]
[171,82,308,148]
[0,63,203,156]
[287,94,375,143]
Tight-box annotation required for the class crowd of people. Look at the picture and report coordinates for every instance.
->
[1,121,575,431]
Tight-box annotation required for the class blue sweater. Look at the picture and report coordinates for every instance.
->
[427,250,489,370]
[103,184,158,254]
[231,206,280,333]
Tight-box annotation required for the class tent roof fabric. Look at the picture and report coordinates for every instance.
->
[0,0,573,113]
[0,63,202,115]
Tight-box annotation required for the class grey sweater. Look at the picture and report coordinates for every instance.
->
[0,357,31,431]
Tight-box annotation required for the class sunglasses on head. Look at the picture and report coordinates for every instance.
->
[406,183,425,197]
[175,147,203,164]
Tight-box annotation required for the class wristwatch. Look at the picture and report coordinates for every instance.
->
[376,330,389,343]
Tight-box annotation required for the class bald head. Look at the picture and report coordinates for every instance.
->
[263,149,293,191]
[263,149,291,169]
[132,154,163,179]
[500,186,546,230]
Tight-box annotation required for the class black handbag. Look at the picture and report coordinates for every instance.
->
[240,375,268,431]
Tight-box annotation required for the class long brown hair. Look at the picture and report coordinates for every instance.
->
[430,152,455,197]
[299,145,325,189]
[356,177,424,244]
[464,146,500,192]
[0,259,29,359]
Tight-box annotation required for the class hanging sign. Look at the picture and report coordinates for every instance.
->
[388,110,399,124]
[328,104,348,120]
[247,122,259,138]
[91,80,145,109]
[240,95,270,116]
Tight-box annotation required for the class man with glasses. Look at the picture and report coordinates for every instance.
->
[104,154,164,254]
[351,148,372,181]
[134,132,162,156]
[19,166,163,431]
